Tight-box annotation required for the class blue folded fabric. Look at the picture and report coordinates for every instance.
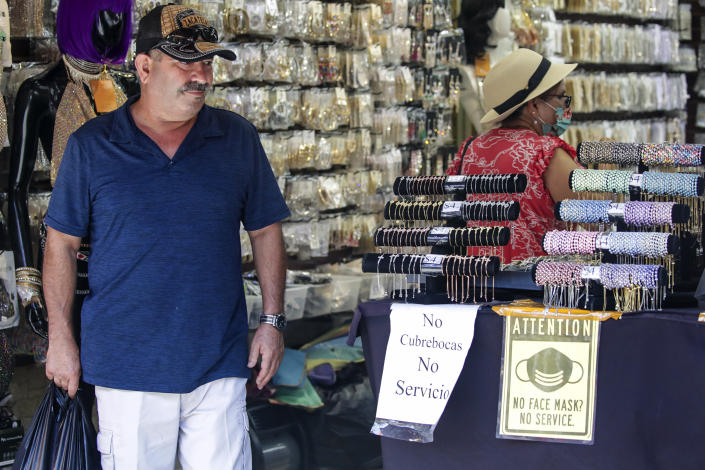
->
[272,348,307,388]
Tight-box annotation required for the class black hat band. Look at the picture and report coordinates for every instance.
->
[493,57,551,115]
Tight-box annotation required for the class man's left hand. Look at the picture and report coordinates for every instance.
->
[248,323,284,389]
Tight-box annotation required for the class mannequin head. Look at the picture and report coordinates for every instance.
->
[487,7,511,46]
[457,0,504,64]
[57,0,133,64]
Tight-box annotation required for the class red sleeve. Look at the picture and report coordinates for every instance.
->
[446,136,474,176]
[534,136,581,175]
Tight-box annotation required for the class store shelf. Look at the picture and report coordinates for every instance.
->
[575,63,672,73]
[572,110,681,122]
[242,248,359,273]
[554,11,673,26]
[677,39,705,47]
[9,37,57,63]
[287,248,358,271]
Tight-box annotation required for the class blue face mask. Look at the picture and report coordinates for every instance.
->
[538,99,572,137]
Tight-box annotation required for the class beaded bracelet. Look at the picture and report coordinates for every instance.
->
[612,142,642,165]
[579,141,642,165]
[571,169,632,194]
[641,172,700,197]
[641,143,703,167]
[543,230,601,255]
[535,261,585,287]
[579,141,702,167]
[623,201,674,226]
[599,264,661,289]
[558,200,611,223]
[605,232,670,257]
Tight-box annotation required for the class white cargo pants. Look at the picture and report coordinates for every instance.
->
[94,377,251,470]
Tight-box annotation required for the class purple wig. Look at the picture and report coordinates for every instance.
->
[56,0,133,64]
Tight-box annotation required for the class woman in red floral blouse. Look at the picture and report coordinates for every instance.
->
[447,48,582,263]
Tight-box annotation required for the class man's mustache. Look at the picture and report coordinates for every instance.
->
[179,82,211,93]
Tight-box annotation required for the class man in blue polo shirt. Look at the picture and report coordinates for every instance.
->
[42,5,289,469]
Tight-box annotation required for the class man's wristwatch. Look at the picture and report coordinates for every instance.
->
[259,314,287,331]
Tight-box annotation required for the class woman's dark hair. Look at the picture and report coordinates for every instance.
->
[457,0,504,64]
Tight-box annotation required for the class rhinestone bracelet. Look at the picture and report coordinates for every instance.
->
[558,199,611,223]
[578,141,643,165]
[642,172,700,197]
[543,230,601,255]
[535,261,585,287]
[641,143,703,167]
[571,169,632,194]
[600,264,662,289]
[605,232,670,257]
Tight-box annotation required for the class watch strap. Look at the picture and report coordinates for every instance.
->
[259,313,287,331]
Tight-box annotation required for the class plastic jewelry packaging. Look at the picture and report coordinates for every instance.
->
[285,176,319,220]
[199,1,224,34]
[262,40,293,83]
[293,43,321,86]
[317,175,345,211]
[242,43,264,81]
[268,87,298,130]
[205,87,232,111]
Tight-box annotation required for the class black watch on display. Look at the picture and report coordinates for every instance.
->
[259,314,287,331]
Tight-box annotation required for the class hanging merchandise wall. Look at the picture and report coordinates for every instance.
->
[683,0,705,144]
[188,0,466,265]
[511,0,688,147]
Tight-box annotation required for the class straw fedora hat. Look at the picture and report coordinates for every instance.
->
[480,48,577,125]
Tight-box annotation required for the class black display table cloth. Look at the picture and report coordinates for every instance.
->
[347,300,705,470]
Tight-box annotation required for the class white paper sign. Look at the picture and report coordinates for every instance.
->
[580,266,601,281]
[441,201,463,218]
[629,173,643,188]
[375,303,479,426]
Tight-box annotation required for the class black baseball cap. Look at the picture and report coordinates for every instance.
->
[135,4,236,63]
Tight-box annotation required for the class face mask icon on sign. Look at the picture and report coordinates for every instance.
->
[515,347,584,393]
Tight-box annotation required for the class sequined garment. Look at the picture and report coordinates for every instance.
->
[0,93,7,149]
[8,0,43,38]
[0,331,12,395]
[50,60,127,186]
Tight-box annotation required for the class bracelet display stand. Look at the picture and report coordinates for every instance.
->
[364,173,527,302]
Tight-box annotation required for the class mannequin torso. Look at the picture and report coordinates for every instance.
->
[7,9,137,337]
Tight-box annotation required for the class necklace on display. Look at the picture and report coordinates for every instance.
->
[63,55,104,84]
[52,55,128,186]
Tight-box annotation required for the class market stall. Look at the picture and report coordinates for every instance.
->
[348,300,705,469]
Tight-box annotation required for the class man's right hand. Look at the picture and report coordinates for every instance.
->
[46,334,81,398]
